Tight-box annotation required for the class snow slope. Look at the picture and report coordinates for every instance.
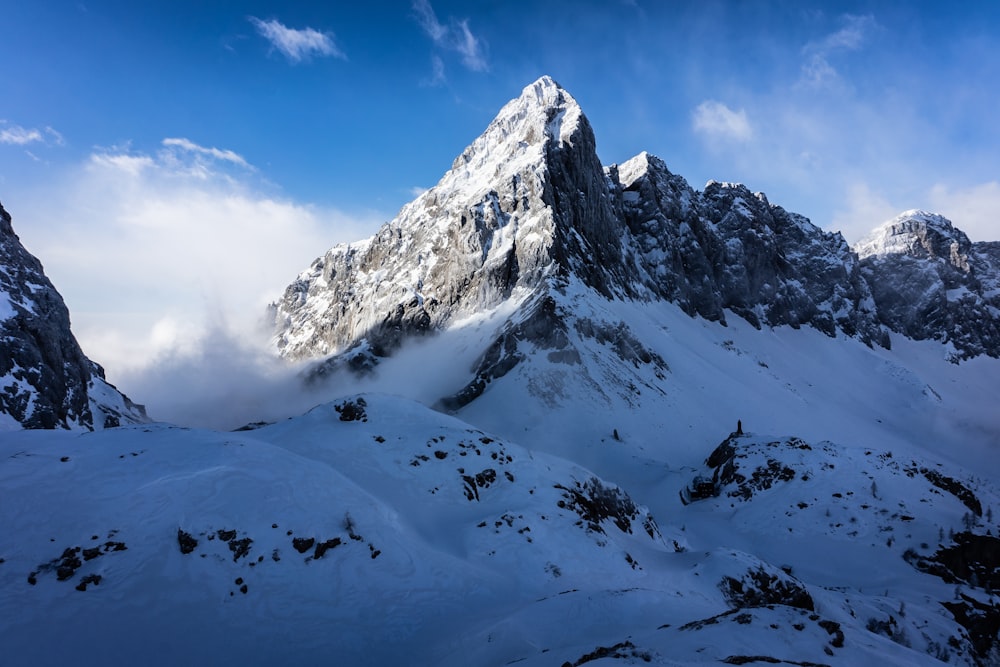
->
[2,394,998,665]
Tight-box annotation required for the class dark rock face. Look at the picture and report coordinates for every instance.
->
[270,77,611,362]
[555,477,660,539]
[0,200,147,429]
[856,211,1000,360]
[719,565,815,612]
[682,434,805,504]
[904,532,1000,664]
[616,153,887,346]
[1,201,94,429]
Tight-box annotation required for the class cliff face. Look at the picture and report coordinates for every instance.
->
[856,210,1000,360]
[1,201,94,429]
[615,153,887,347]
[0,200,146,430]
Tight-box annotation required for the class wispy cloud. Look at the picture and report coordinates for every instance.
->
[830,183,899,243]
[801,14,878,88]
[0,122,63,146]
[413,0,447,43]
[423,55,446,87]
[453,19,487,72]
[412,0,489,76]
[928,181,1000,243]
[692,101,753,142]
[248,17,346,63]
[0,125,42,145]
[162,137,252,169]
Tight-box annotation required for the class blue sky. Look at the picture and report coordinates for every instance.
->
[2,1,999,379]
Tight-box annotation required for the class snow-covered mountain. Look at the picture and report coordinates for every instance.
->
[4,77,1000,665]
[856,210,1000,360]
[268,76,999,484]
[263,77,1000,663]
[0,200,147,430]
[270,76,890,367]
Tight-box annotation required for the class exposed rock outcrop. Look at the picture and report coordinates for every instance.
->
[855,210,1000,360]
[0,200,146,429]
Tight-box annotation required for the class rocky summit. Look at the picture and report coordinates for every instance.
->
[856,210,1000,360]
[0,200,147,430]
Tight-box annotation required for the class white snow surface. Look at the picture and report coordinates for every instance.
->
[6,279,1000,664]
[2,390,996,665]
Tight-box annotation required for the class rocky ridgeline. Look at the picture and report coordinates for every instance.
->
[615,153,887,347]
[0,200,147,429]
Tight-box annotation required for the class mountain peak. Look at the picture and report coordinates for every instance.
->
[855,210,972,267]
[855,209,1000,359]
[448,74,586,181]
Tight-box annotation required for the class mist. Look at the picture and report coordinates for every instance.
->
[114,317,494,431]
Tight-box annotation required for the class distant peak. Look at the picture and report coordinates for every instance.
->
[890,209,954,228]
[855,209,971,265]
[617,151,673,188]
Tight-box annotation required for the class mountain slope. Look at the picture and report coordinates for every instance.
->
[2,395,997,665]
[0,200,147,430]
[617,152,887,346]
[270,76,625,363]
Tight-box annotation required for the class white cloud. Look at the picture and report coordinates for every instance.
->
[426,55,446,86]
[248,17,346,63]
[454,19,488,72]
[0,122,65,149]
[412,0,447,43]
[44,127,65,145]
[692,101,753,142]
[409,185,429,197]
[801,14,878,88]
[14,141,383,384]
[830,183,899,243]
[0,123,43,145]
[412,0,489,73]
[90,151,156,176]
[162,138,252,169]
[928,181,1000,242]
